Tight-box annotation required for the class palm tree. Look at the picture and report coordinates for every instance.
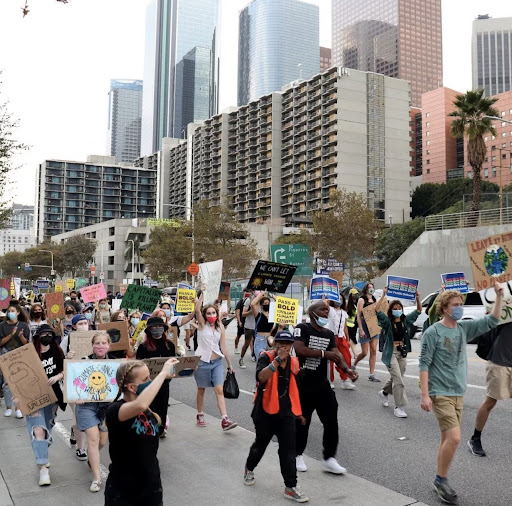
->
[449,89,499,213]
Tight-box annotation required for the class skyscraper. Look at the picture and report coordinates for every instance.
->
[141,0,220,155]
[238,0,320,107]
[107,79,143,163]
[472,15,512,97]
[332,0,443,107]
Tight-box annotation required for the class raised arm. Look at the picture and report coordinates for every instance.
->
[251,290,266,316]
[375,287,388,312]
[415,291,422,312]
[491,282,504,320]
[195,290,205,327]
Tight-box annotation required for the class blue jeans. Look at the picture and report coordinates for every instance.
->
[254,334,268,360]
[26,403,57,466]
[2,382,13,409]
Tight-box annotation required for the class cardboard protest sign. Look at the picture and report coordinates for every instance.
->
[480,284,512,325]
[329,271,344,287]
[68,331,95,359]
[97,321,130,352]
[120,284,162,313]
[45,291,66,320]
[310,276,341,302]
[246,260,297,294]
[80,283,107,304]
[131,320,147,345]
[64,359,122,403]
[55,281,67,292]
[219,281,231,301]
[273,296,300,325]
[143,356,201,380]
[66,279,75,289]
[111,299,122,311]
[441,272,469,293]
[198,260,223,304]
[467,232,512,291]
[0,278,12,310]
[176,288,196,313]
[386,275,419,301]
[0,344,57,415]
[362,302,388,338]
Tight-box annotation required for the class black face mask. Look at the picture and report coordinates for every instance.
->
[40,335,54,346]
[261,304,270,311]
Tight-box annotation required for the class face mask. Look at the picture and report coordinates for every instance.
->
[149,327,164,339]
[312,312,328,328]
[100,304,106,309]
[71,298,76,301]
[93,344,109,356]
[392,309,403,318]
[206,316,217,324]
[135,380,152,395]
[84,313,92,320]
[261,304,270,311]
[7,312,16,321]
[66,312,74,316]
[164,309,171,317]
[130,318,140,326]
[40,335,53,346]
[449,306,464,321]
[369,288,375,295]
[33,312,42,317]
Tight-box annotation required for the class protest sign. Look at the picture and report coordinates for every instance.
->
[64,360,122,403]
[97,321,130,352]
[143,356,201,380]
[310,276,341,302]
[66,279,75,289]
[80,283,107,304]
[141,312,152,321]
[177,282,193,290]
[441,272,469,293]
[198,260,223,304]
[45,291,66,320]
[119,283,128,296]
[176,288,196,313]
[0,344,57,415]
[131,320,147,345]
[111,299,122,311]
[246,260,297,294]
[274,296,300,325]
[386,275,419,301]
[55,281,67,292]
[55,284,63,292]
[329,271,344,287]
[13,277,21,299]
[480,284,512,325]
[120,284,162,313]
[0,279,12,310]
[69,331,95,359]
[75,278,87,289]
[219,282,231,301]
[361,302,388,338]
[467,232,512,291]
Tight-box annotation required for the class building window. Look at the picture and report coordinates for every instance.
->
[484,168,489,178]
[502,132,507,137]
[426,169,430,174]
[426,140,430,146]
[426,122,430,127]
[502,111,506,117]
[485,157,488,163]
[468,171,472,178]
[492,166,497,177]
[109,227,115,236]
[484,136,488,142]
[492,155,497,161]
[426,131,430,137]
[109,241,114,251]
[502,122,507,127]
[427,159,430,164]
[427,150,430,155]
[108,256,114,265]
[426,112,430,118]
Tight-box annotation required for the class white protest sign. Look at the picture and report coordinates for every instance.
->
[480,284,512,325]
[199,259,223,305]
[111,299,122,311]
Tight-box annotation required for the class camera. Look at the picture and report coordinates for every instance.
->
[397,344,408,358]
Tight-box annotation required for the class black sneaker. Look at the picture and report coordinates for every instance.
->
[467,438,486,457]
[433,479,458,505]
[76,448,88,461]
[69,427,76,446]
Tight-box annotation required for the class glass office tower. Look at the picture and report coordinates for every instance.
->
[238,0,320,106]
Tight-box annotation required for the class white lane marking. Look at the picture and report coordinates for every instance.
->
[54,422,109,481]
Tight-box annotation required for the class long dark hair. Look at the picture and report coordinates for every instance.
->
[387,300,405,321]
[8,305,29,323]
[361,283,375,300]
[144,326,173,353]
[29,303,46,321]
[346,294,357,316]
[33,333,65,363]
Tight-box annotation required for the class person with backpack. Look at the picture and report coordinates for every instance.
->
[468,320,512,457]
[244,330,308,503]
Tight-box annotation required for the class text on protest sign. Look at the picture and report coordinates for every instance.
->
[246,260,297,293]
[120,284,162,313]
[441,272,469,293]
[80,283,107,304]
[480,284,512,326]
[362,302,388,338]
[69,331,96,359]
[310,276,341,302]
[274,296,300,325]
[142,356,201,379]
[386,275,419,301]
[176,288,196,313]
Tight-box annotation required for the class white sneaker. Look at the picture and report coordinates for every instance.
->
[234,348,240,355]
[90,480,101,492]
[340,380,355,390]
[15,409,23,419]
[39,466,51,486]
[330,382,335,389]
[379,390,389,407]
[296,455,307,472]
[394,407,407,418]
[4,409,12,417]
[321,457,346,474]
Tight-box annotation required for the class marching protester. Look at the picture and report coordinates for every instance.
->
[293,301,358,474]
[0,304,30,418]
[345,289,359,359]
[28,303,48,340]
[353,282,381,382]
[105,357,179,506]
[239,290,257,368]
[93,298,111,325]
[234,292,248,354]
[194,289,237,431]
[419,283,504,505]
[244,330,308,503]
[75,331,115,493]
[375,288,421,418]
[250,290,274,360]
[82,304,96,330]
[128,310,142,340]
[468,320,512,457]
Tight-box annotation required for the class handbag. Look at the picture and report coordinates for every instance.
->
[223,371,240,399]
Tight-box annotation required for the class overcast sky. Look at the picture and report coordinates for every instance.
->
[0,0,511,207]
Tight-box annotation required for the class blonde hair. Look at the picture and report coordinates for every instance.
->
[91,330,111,345]
[436,290,464,316]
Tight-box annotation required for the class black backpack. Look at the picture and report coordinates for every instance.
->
[476,326,500,360]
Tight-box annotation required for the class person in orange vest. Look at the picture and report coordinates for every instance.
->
[243,330,309,503]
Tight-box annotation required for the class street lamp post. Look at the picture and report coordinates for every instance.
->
[127,240,135,284]
[38,249,54,274]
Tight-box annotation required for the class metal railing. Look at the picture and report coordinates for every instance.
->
[425,206,512,230]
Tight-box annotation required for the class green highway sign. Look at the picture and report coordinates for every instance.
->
[270,244,313,276]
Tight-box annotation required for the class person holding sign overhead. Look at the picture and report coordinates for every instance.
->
[250,290,275,361]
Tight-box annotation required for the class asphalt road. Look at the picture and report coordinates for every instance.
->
[169,328,512,506]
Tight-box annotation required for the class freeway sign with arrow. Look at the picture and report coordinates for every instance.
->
[270,244,313,276]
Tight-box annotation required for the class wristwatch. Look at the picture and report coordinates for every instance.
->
[275,356,283,364]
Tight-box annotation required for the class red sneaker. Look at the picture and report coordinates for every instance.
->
[196,413,206,427]
[221,417,237,431]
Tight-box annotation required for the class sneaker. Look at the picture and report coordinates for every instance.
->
[90,480,101,493]
[234,348,240,355]
[239,358,246,369]
[284,486,309,503]
[368,374,381,382]
[196,413,206,427]
[433,479,458,505]
[159,428,167,438]
[221,417,237,431]
[251,355,257,362]
[76,448,88,461]
[15,409,23,419]
[467,438,486,457]
[394,407,408,418]
[70,427,76,446]
[330,382,335,389]
[351,364,356,371]
[39,466,51,486]
[296,455,307,472]
[340,380,355,390]
[321,457,346,474]
[243,468,255,486]
[4,409,12,417]
[379,390,389,407]
[186,344,191,351]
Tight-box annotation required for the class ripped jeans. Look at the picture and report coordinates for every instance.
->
[26,403,57,466]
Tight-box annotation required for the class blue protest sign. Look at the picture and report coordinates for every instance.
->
[441,272,469,293]
[310,276,341,302]
[386,275,419,301]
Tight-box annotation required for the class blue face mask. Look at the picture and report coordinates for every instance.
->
[7,312,16,321]
[130,317,140,326]
[164,309,171,317]
[84,313,92,320]
[449,306,464,321]
[392,309,403,318]
[312,312,328,328]
[135,380,152,395]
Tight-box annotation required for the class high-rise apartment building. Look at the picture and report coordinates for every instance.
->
[34,155,156,242]
[410,107,422,177]
[332,0,443,107]
[472,15,512,97]
[141,0,220,155]
[320,47,332,72]
[8,204,34,230]
[238,0,320,106]
[107,79,143,163]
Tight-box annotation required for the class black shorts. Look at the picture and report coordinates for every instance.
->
[237,324,245,338]
[244,328,255,340]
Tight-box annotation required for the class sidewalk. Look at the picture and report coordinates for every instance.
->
[0,398,428,506]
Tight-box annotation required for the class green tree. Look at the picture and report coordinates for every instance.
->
[61,236,96,277]
[0,251,26,277]
[21,242,65,280]
[449,89,499,212]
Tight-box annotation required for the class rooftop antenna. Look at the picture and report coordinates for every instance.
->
[298,63,303,80]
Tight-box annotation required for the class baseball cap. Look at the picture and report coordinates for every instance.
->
[72,314,87,326]
[274,330,294,342]
[349,288,359,295]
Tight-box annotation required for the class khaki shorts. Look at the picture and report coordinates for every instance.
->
[486,361,512,400]
[431,395,464,432]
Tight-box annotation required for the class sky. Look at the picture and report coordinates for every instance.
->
[0,0,511,207]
